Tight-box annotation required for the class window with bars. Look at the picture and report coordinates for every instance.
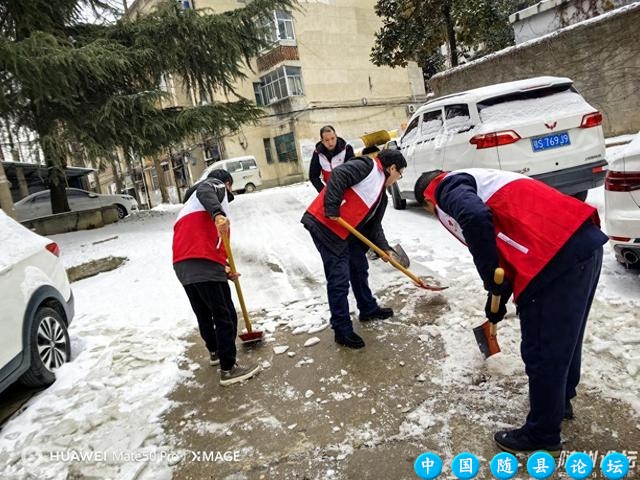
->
[274,132,297,163]
[254,66,304,105]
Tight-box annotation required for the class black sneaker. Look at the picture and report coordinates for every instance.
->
[494,428,561,458]
[219,363,260,386]
[359,307,394,322]
[564,400,574,420]
[209,351,220,366]
[334,332,365,349]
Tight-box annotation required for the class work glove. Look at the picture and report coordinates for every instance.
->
[485,292,507,324]
[483,275,512,299]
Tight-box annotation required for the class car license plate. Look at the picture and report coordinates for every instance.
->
[531,131,571,152]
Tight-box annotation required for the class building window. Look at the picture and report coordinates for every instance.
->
[274,132,296,163]
[263,138,274,164]
[256,66,304,105]
[254,83,266,106]
[275,11,295,41]
[264,11,295,44]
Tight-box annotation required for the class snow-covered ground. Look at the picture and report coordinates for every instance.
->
[0,175,638,478]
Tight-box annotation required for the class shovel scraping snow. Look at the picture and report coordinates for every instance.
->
[473,268,504,358]
[336,217,447,291]
[219,228,264,345]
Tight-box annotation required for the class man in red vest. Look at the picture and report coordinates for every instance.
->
[173,169,260,386]
[301,149,407,349]
[419,168,607,456]
[308,125,355,193]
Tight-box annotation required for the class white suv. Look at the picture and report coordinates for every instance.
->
[391,76,607,208]
[0,209,74,393]
[605,132,640,268]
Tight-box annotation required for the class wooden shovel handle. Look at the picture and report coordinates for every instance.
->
[219,229,253,333]
[489,267,505,336]
[335,217,427,288]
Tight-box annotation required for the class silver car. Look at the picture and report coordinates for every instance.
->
[15,188,138,221]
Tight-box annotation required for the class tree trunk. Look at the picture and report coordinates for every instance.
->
[0,151,17,219]
[40,135,70,214]
[110,152,124,193]
[442,2,458,67]
[152,155,170,204]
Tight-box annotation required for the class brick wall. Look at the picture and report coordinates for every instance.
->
[430,4,640,136]
[256,45,300,72]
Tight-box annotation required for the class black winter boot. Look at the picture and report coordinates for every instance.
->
[335,332,365,349]
[359,307,394,322]
[494,427,561,457]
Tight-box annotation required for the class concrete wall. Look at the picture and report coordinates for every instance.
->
[21,206,119,236]
[430,3,640,137]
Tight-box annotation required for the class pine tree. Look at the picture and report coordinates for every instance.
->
[371,0,520,83]
[0,0,293,214]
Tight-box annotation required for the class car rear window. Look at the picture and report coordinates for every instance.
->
[477,84,591,124]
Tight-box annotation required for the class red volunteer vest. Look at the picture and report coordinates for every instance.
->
[434,169,599,300]
[172,187,230,266]
[319,148,348,184]
[307,158,386,239]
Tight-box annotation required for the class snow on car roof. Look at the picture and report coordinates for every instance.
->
[478,90,592,126]
[416,76,573,113]
[0,209,48,267]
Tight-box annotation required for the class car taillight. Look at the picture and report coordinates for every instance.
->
[580,112,602,128]
[46,242,61,257]
[605,170,640,192]
[469,131,521,149]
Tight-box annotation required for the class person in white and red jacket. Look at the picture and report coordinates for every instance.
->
[172,169,259,387]
[308,125,355,193]
[301,149,407,349]
[418,168,607,457]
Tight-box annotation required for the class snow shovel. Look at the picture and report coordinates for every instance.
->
[473,268,504,358]
[219,229,264,344]
[335,217,447,291]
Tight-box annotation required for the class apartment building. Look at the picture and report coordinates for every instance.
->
[129,0,426,193]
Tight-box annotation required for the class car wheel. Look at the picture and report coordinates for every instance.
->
[389,184,406,210]
[115,204,127,219]
[572,191,588,202]
[245,183,256,193]
[20,306,71,388]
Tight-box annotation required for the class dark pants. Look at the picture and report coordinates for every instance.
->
[183,282,238,370]
[311,234,378,335]
[517,247,603,445]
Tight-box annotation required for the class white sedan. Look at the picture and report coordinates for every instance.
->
[15,188,138,221]
[605,133,640,268]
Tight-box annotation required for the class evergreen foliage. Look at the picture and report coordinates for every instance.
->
[371,0,521,83]
[0,0,293,212]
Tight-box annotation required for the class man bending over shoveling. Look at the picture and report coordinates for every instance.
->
[301,149,407,349]
[418,168,607,457]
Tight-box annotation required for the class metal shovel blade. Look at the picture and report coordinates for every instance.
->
[390,243,410,268]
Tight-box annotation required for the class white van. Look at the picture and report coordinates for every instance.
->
[199,156,262,193]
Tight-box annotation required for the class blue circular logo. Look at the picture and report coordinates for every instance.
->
[490,452,519,479]
[601,452,630,479]
[414,452,443,479]
[451,452,480,479]
[565,452,594,479]
[527,451,556,479]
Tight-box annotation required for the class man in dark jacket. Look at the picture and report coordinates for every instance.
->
[308,125,355,192]
[418,168,607,456]
[301,149,407,349]
[172,169,260,386]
